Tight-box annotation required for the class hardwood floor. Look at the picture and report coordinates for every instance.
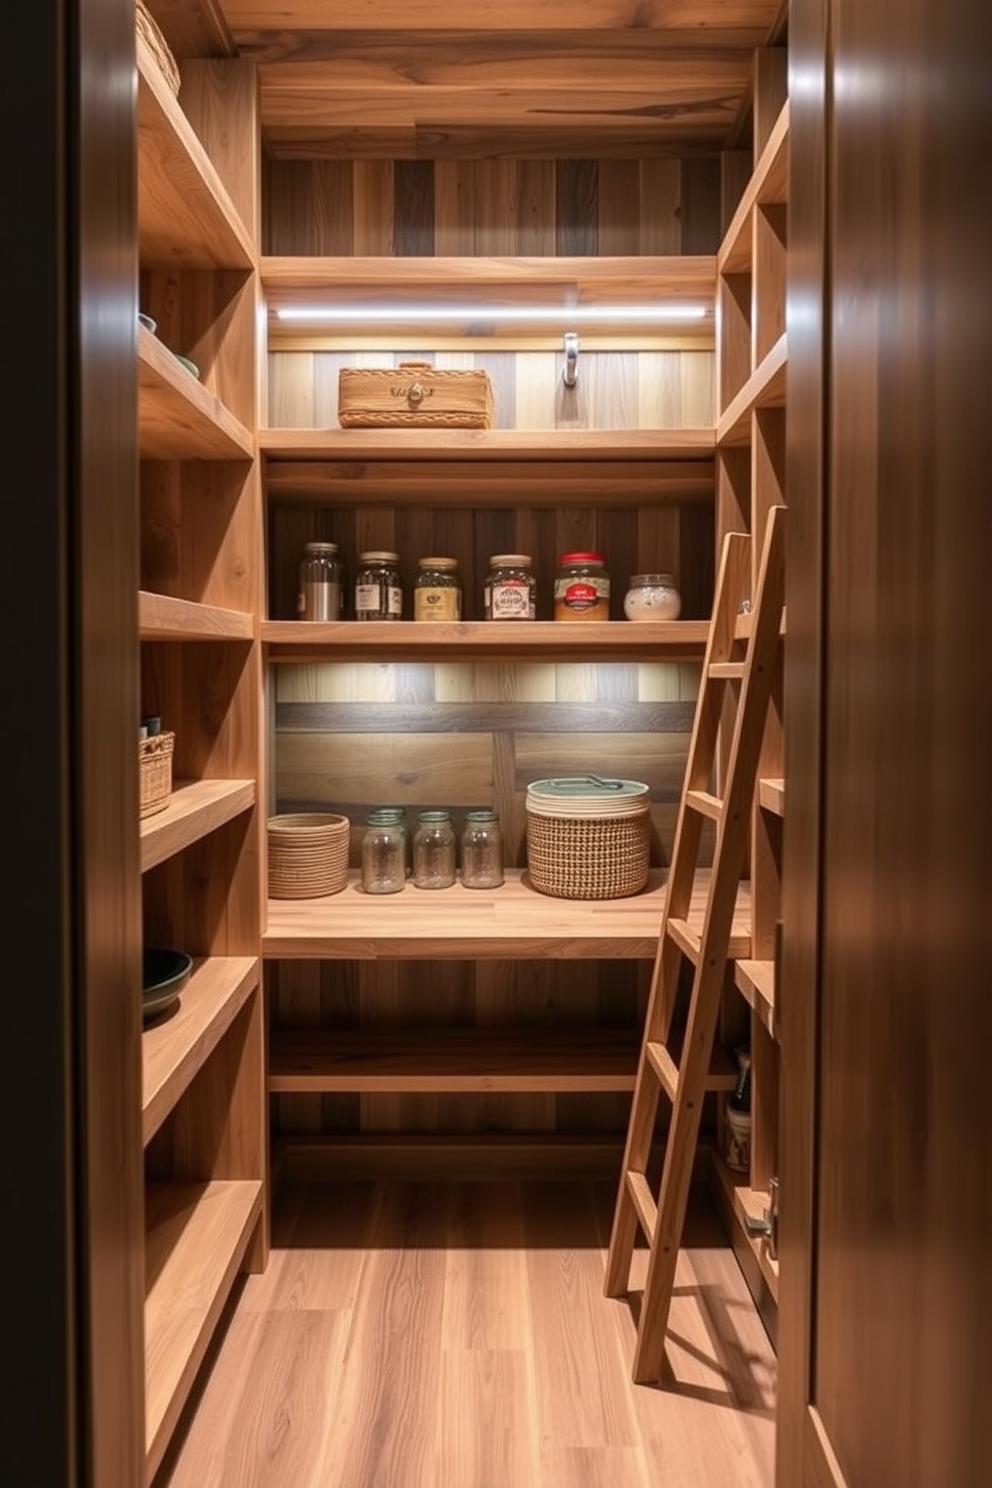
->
[156,1179,775,1488]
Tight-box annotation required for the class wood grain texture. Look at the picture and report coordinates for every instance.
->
[157,1179,774,1488]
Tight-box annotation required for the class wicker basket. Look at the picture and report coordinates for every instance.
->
[339,362,494,429]
[526,776,651,900]
[268,812,351,899]
[139,731,175,819]
[136,0,181,97]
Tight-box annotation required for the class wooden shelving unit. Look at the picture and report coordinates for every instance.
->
[711,50,789,1330]
[136,10,266,1479]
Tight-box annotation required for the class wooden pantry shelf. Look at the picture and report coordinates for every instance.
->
[719,100,791,275]
[145,1179,263,1483]
[140,778,256,874]
[709,1153,780,1306]
[138,35,254,270]
[274,1132,634,1184]
[717,333,788,448]
[142,957,260,1145]
[262,867,752,961]
[261,428,715,505]
[759,776,785,815]
[262,618,710,662]
[139,591,255,642]
[735,957,777,1042]
[269,1026,640,1095]
[139,326,255,460]
[262,254,716,340]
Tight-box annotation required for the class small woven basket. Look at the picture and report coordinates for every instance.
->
[139,731,175,819]
[136,0,181,97]
[268,813,351,899]
[526,776,650,900]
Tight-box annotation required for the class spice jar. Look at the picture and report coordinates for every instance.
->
[414,557,462,621]
[553,551,610,621]
[297,541,343,621]
[361,813,406,894]
[460,809,504,888]
[623,573,682,622]
[355,551,403,621]
[484,554,536,621]
[412,810,456,888]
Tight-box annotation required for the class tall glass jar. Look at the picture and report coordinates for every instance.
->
[412,810,456,888]
[297,541,343,620]
[368,806,411,877]
[414,557,462,621]
[361,813,406,894]
[355,550,403,621]
[460,809,504,888]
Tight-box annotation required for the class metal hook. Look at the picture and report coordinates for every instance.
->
[562,331,580,388]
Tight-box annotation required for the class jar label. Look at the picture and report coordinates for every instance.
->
[554,575,609,619]
[355,582,382,616]
[387,585,403,617]
[491,580,531,619]
[414,587,461,621]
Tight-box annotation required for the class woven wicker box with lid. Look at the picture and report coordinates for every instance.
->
[339,361,494,429]
[525,775,651,900]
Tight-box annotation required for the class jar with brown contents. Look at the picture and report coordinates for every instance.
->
[553,551,610,621]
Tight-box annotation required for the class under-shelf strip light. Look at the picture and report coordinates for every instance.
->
[276,303,709,324]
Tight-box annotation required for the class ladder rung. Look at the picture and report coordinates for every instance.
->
[685,788,723,822]
[646,1041,679,1101]
[666,917,701,963]
[646,1039,740,1098]
[625,1170,657,1246]
[709,660,745,680]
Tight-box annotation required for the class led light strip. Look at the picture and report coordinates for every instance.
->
[276,303,709,324]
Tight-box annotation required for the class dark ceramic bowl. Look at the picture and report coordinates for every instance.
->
[141,947,193,1023]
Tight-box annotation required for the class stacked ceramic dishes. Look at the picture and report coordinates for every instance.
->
[525,776,651,900]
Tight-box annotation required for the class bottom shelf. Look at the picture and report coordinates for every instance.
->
[272,1132,632,1185]
[145,1178,263,1482]
[708,1151,779,1323]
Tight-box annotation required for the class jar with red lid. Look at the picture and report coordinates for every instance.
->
[553,551,610,621]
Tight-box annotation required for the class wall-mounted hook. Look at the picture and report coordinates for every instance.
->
[562,331,580,388]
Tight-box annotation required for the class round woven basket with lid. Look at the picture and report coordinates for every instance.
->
[267,812,350,898]
[525,776,651,900]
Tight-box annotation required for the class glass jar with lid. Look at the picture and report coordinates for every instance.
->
[360,812,406,894]
[367,805,411,877]
[412,810,456,888]
[553,551,610,621]
[414,557,462,621]
[623,573,682,622]
[484,554,536,621]
[355,551,403,621]
[460,809,504,888]
[297,541,343,621]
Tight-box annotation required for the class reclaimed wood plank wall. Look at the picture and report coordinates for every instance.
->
[264,153,719,1143]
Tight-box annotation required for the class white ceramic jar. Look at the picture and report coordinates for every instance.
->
[623,573,681,622]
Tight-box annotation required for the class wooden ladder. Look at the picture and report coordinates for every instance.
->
[604,502,786,1384]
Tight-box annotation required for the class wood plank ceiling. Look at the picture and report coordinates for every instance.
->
[173,1,788,159]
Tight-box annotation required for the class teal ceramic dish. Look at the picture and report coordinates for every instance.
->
[174,353,200,379]
[138,311,157,334]
[142,947,192,1024]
